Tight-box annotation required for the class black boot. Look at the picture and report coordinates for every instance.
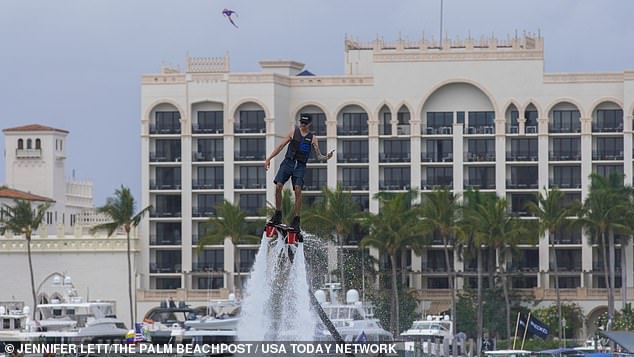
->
[291,215,301,231]
[269,210,282,225]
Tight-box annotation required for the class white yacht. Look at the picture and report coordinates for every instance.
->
[143,299,237,344]
[23,296,129,343]
[0,302,29,342]
[183,296,240,332]
[314,286,393,342]
[401,314,455,354]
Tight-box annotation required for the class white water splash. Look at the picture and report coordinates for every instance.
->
[238,231,319,341]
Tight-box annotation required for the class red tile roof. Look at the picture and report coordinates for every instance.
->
[3,124,69,134]
[0,187,55,202]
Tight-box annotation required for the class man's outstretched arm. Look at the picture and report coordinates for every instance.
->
[312,137,334,162]
[264,128,293,171]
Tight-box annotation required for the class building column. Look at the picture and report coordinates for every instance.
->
[327,120,337,189]
[181,121,193,290]
[411,250,422,289]
[452,123,464,194]
[495,117,506,198]
[223,237,236,292]
[624,115,633,185]
[537,118,550,288]
[580,117,593,288]
[368,117,379,214]
[411,119,422,197]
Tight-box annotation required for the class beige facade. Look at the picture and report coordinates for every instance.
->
[140,33,634,326]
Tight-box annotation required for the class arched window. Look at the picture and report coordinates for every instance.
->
[27,139,32,149]
[35,138,41,150]
[17,139,23,149]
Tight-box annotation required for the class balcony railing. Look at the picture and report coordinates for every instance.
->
[422,266,452,273]
[396,125,410,135]
[592,150,623,160]
[549,125,581,133]
[423,126,452,135]
[150,209,182,218]
[149,125,181,135]
[342,182,369,190]
[550,234,582,245]
[550,264,582,272]
[234,179,266,189]
[337,154,369,163]
[506,180,538,189]
[234,125,265,134]
[549,151,581,161]
[192,262,224,272]
[150,235,181,245]
[506,151,538,161]
[192,179,223,190]
[234,151,265,161]
[379,181,411,190]
[549,180,581,189]
[507,125,519,134]
[592,123,623,133]
[592,263,622,272]
[509,266,539,273]
[149,180,182,190]
[464,179,495,189]
[15,149,42,158]
[149,152,181,162]
[193,151,224,162]
[304,181,326,191]
[421,152,453,162]
[193,207,216,217]
[192,123,223,134]
[337,126,368,135]
[465,152,496,162]
[421,180,453,190]
[150,263,182,274]
[379,152,411,163]
[464,126,495,135]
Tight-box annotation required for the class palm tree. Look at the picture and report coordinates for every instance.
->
[461,189,492,351]
[419,188,462,351]
[466,195,527,342]
[91,186,150,327]
[360,190,422,335]
[198,200,260,291]
[576,173,631,326]
[303,184,363,290]
[526,188,574,342]
[1,199,51,318]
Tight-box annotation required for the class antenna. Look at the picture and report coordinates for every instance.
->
[439,0,444,49]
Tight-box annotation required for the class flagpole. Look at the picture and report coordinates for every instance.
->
[512,312,521,350]
[521,312,531,350]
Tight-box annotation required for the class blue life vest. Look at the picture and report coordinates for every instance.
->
[285,127,313,163]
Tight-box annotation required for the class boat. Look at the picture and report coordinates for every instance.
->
[313,285,393,342]
[24,296,129,343]
[143,299,237,344]
[0,302,29,342]
[401,314,455,355]
[183,296,240,331]
[484,350,532,357]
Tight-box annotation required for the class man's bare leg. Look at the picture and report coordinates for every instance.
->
[293,185,302,216]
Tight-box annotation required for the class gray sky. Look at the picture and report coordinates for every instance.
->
[1,0,633,205]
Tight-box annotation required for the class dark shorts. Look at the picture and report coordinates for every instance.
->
[274,158,307,189]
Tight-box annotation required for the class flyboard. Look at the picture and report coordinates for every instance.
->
[264,222,353,354]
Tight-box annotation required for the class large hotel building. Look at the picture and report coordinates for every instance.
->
[140,33,634,323]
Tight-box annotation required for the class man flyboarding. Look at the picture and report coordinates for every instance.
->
[264,115,334,231]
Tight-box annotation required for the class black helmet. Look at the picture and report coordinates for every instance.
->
[299,115,312,125]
